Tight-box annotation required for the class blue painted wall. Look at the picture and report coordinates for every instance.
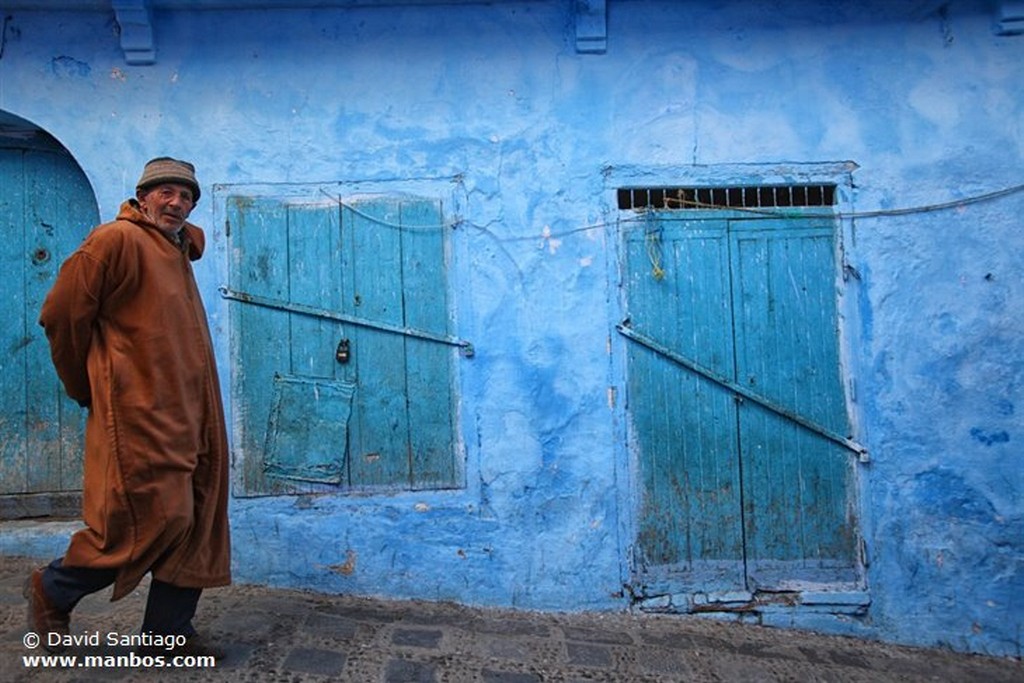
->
[0,0,1020,657]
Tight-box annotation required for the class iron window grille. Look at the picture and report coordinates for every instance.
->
[617,184,836,211]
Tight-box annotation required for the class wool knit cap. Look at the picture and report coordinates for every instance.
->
[135,157,201,202]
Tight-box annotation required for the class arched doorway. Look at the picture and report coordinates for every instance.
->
[0,111,98,519]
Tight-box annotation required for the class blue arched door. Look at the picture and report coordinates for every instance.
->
[0,129,98,516]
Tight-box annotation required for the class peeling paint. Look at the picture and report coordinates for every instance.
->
[969,428,1011,446]
[327,550,357,576]
[50,55,89,78]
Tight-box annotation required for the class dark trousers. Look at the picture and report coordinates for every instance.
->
[42,558,201,637]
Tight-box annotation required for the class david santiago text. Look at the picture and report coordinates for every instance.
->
[45,630,187,650]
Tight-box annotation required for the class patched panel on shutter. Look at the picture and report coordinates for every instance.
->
[263,374,355,484]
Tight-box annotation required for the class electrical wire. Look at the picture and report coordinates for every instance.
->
[317,188,456,231]
[311,181,1024,242]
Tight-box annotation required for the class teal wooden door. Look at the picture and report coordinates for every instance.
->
[226,194,462,496]
[623,212,860,595]
[730,218,858,588]
[624,217,746,591]
[0,147,96,507]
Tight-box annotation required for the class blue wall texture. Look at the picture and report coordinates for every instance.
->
[0,0,1020,657]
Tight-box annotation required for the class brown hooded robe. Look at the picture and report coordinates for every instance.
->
[39,200,231,601]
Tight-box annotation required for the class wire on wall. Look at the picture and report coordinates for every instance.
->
[313,181,1024,243]
[317,189,457,231]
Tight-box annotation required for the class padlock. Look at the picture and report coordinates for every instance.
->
[335,338,350,364]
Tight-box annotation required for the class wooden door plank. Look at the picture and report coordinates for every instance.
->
[286,204,344,380]
[229,196,292,495]
[398,199,457,489]
[343,199,411,487]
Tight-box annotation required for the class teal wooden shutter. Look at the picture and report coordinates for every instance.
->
[228,194,461,496]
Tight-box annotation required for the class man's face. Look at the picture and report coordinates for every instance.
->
[137,183,195,233]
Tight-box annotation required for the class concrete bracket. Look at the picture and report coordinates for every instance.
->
[575,0,607,54]
[996,0,1024,35]
[111,0,156,65]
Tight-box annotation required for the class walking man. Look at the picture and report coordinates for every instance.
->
[24,157,231,654]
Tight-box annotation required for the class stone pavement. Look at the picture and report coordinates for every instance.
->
[1,555,1020,682]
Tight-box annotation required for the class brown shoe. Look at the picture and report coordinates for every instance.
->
[23,568,70,652]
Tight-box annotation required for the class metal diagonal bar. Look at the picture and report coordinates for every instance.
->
[616,322,867,460]
[220,286,474,357]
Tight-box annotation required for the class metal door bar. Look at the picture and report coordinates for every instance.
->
[616,321,867,460]
[220,286,474,357]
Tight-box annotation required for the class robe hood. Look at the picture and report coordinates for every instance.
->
[119,199,206,260]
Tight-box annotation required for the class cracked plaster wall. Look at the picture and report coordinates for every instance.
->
[0,0,1020,656]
